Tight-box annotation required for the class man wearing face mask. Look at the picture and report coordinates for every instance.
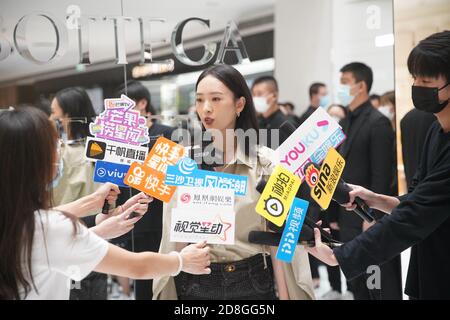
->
[298,82,331,125]
[251,76,290,149]
[306,30,450,300]
[333,62,403,300]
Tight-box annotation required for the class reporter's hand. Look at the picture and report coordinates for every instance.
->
[122,192,153,214]
[93,183,120,210]
[341,184,378,211]
[329,222,340,231]
[96,192,152,225]
[305,228,338,267]
[362,220,375,232]
[92,203,142,240]
[179,241,211,275]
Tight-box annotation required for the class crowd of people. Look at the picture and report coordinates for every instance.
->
[0,30,448,300]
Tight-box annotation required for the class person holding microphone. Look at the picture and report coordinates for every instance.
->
[306,30,450,300]
[0,106,211,300]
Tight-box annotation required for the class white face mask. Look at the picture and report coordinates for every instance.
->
[378,105,394,121]
[253,96,270,113]
[337,84,355,107]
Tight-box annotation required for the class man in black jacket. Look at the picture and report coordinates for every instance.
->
[251,76,290,149]
[333,62,402,299]
[306,30,450,300]
[400,109,436,188]
[298,82,329,125]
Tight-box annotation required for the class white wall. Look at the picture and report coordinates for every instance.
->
[274,0,333,114]
[331,0,394,100]
[274,0,395,114]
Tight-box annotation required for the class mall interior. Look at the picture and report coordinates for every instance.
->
[0,0,449,302]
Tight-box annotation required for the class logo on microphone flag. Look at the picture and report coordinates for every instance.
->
[276,107,345,180]
[304,163,320,188]
[311,147,345,210]
[124,136,185,202]
[255,165,301,227]
[276,197,309,263]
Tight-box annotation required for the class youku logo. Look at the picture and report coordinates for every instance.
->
[280,120,329,167]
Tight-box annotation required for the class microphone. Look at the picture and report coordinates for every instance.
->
[101,200,109,214]
[248,230,342,248]
[303,162,375,223]
[254,178,342,248]
[176,130,223,169]
[279,120,374,223]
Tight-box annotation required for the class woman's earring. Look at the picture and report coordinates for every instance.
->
[236,112,240,118]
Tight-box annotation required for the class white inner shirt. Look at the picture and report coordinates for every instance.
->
[21,210,109,300]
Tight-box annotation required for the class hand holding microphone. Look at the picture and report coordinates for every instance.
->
[341,183,401,216]
[93,182,121,214]
[341,183,378,211]
[304,227,339,267]
[303,162,375,223]
[333,179,375,223]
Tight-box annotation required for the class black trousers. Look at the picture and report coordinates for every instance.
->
[327,228,342,293]
[69,272,107,300]
[175,254,278,300]
[133,231,162,300]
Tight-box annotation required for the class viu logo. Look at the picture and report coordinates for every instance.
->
[97,167,126,179]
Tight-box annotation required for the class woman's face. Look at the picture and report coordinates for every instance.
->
[195,75,245,132]
[50,98,65,120]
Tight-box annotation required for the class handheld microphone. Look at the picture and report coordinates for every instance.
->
[175,130,223,168]
[254,178,342,248]
[303,162,375,223]
[248,230,342,248]
[279,120,374,222]
[102,200,109,214]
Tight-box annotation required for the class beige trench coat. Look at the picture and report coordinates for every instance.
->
[153,145,315,300]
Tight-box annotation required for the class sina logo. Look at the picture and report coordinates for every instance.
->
[304,163,320,188]
[264,195,284,217]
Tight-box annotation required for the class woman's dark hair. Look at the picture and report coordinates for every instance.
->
[0,107,77,299]
[407,30,450,82]
[196,64,259,131]
[55,87,96,140]
[196,65,260,157]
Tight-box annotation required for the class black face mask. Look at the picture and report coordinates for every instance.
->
[412,83,449,113]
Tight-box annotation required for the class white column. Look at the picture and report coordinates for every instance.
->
[274,0,332,115]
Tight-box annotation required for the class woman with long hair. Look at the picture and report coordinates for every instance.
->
[0,106,211,300]
[153,64,314,300]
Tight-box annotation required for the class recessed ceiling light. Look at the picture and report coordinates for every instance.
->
[375,33,394,47]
